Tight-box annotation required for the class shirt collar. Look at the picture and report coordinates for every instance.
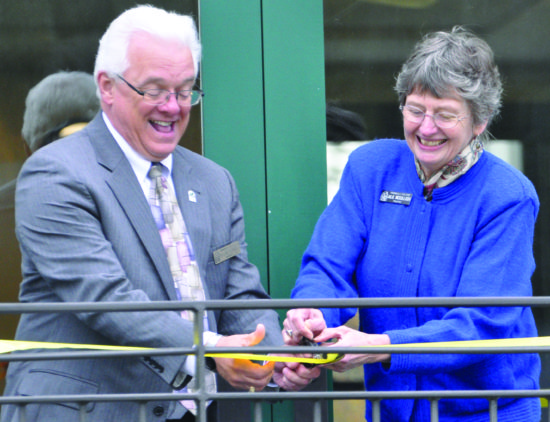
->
[102,112,173,184]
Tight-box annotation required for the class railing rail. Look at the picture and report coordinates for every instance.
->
[1,297,548,422]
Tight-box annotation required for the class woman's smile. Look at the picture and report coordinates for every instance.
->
[418,137,447,147]
[403,91,486,178]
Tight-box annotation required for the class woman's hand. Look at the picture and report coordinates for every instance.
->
[283,308,327,344]
[315,325,391,372]
[271,308,326,390]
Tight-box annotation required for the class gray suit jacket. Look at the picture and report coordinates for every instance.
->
[2,114,282,422]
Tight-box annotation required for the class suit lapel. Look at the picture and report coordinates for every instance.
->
[87,115,177,300]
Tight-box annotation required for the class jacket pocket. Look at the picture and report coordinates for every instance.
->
[17,368,99,412]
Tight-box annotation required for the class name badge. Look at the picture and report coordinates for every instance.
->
[213,241,241,265]
[379,190,412,206]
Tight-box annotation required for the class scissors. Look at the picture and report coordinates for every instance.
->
[298,336,328,368]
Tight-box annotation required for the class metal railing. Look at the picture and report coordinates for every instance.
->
[1,297,549,422]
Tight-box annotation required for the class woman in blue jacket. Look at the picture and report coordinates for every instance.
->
[279,27,541,421]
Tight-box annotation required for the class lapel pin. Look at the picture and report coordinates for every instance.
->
[188,190,197,203]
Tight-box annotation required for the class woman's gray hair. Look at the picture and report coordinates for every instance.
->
[395,26,502,140]
[94,5,202,83]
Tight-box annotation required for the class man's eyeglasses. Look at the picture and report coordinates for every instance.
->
[400,104,468,129]
[117,74,204,106]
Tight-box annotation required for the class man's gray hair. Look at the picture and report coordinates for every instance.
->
[395,26,502,140]
[94,5,202,82]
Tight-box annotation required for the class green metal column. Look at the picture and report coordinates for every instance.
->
[200,0,326,420]
[199,0,269,285]
[261,0,327,299]
[199,0,326,294]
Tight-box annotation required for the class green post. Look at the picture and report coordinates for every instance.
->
[200,0,327,420]
[199,0,269,285]
[261,0,327,299]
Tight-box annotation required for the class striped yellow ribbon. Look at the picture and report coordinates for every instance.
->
[0,339,340,365]
[375,336,550,349]
[1,336,549,365]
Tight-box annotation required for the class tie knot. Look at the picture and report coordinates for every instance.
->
[148,163,163,180]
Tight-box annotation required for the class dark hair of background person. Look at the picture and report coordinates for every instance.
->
[326,103,367,142]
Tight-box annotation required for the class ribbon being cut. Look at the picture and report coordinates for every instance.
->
[0,339,341,365]
[1,337,548,364]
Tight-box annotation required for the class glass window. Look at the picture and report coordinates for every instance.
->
[324,1,550,413]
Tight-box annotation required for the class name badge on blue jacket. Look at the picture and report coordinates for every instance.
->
[380,190,412,206]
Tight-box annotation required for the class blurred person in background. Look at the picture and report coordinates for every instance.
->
[0,70,99,210]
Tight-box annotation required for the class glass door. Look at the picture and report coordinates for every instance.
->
[324,2,550,419]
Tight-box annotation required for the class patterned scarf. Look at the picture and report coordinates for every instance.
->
[416,137,483,200]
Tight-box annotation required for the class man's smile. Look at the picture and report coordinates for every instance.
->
[150,120,175,133]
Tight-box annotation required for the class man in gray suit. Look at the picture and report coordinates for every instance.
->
[2,5,289,422]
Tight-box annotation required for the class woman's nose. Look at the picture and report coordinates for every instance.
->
[418,114,440,135]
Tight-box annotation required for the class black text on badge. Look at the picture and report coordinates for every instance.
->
[379,190,412,206]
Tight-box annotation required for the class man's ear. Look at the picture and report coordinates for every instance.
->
[97,72,115,106]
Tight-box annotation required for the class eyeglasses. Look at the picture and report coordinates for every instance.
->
[400,104,468,129]
[117,75,204,106]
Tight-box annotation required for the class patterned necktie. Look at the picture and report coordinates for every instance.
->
[147,163,216,415]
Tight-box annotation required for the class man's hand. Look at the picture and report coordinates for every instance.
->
[213,324,275,391]
[273,359,321,391]
[271,308,326,391]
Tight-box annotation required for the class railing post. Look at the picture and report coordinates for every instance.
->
[17,405,26,422]
[253,400,263,422]
[313,400,322,422]
[371,399,381,422]
[138,402,147,422]
[430,399,439,421]
[79,403,87,422]
[489,398,499,421]
[194,303,208,422]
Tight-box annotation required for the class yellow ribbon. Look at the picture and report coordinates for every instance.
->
[2,336,550,365]
[0,340,340,365]
[371,335,550,349]
[2,338,546,404]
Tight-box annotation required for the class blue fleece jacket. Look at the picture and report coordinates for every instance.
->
[292,139,541,421]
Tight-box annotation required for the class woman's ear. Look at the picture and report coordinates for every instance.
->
[473,119,489,138]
